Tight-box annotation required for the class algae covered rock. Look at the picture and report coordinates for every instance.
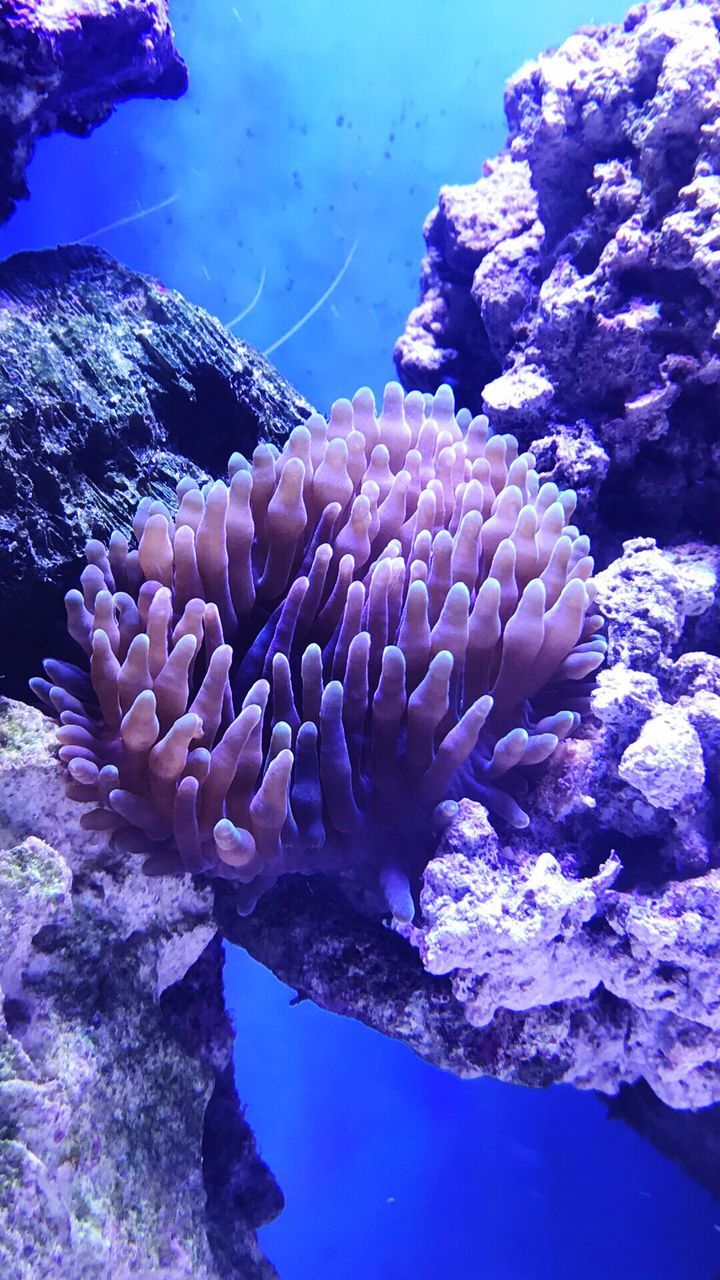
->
[0,698,281,1280]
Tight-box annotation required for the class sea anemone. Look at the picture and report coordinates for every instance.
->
[32,382,604,919]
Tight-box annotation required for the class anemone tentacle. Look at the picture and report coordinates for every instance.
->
[32,382,604,919]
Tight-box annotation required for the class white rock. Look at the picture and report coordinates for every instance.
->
[618,708,705,808]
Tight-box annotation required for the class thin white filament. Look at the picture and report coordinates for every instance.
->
[75,193,180,245]
[263,240,359,357]
[226,267,267,330]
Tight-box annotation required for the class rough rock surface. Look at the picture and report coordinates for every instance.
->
[0,244,313,700]
[403,804,720,1110]
[0,698,281,1280]
[225,794,720,1111]
[395,0,720,553]
[224,876,720,1188]
[589,538,720,876]
[390,0,720,1113]
[222,832,720,1114]
[223,527,720,1112]
[0,0,187,222]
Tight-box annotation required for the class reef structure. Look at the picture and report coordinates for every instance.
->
[0,244,311,703]
[32,384,604,920]
[395,0,720,552]
[217,0,720,1116]
[222,531,720,1111]
[0,697,281,1280]
[0,1,187,222]
[1,9,719,1228]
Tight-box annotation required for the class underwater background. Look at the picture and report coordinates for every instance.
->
[3,0,719,1274]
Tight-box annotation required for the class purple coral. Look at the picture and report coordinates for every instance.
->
[32,383,604,919]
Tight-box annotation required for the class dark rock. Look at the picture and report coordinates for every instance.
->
[0,0,187,223]
[216,874,615,1089]
[607,1080,720,1203]
[0,244,313,700]
[165,937,284,1279]
[395,0,720,556]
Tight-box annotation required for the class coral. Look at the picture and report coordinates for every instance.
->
[33,383,603,920]
[0,1,187,222]
[395,0,720,553]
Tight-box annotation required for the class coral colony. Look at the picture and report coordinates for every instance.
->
[31,383,604,919]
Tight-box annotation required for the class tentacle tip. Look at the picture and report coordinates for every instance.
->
[512,811,531,830]
[380,865,415,924]
[432,799,459,832]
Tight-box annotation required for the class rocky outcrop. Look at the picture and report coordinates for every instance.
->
[388,1,720,1113]
[0,245,312,700]
[222,529,720,1112]
[0,698,281,1280]
[0,0,187,223]
[395,0,720,554]
[403,804,720,1111]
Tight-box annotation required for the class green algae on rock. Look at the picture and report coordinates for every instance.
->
[0,698,281,1280]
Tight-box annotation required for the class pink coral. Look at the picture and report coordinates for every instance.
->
[32,383,604,919]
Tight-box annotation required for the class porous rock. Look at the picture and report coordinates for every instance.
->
[0,244,312,700]
[588,539,720,873]
[404,801,720,1110]
[0,0,187,222]
[0,697,281,1280]
[403,804,623,1012]
[617,707,705,808]
[222,523,720,1111]
[224,797,720,1112]
[593,538,687,671]
[395,0,720,551]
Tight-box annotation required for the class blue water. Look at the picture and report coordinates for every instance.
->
[1,0,630,412]
[229,948,720,1280]
[5,0,719,1273]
